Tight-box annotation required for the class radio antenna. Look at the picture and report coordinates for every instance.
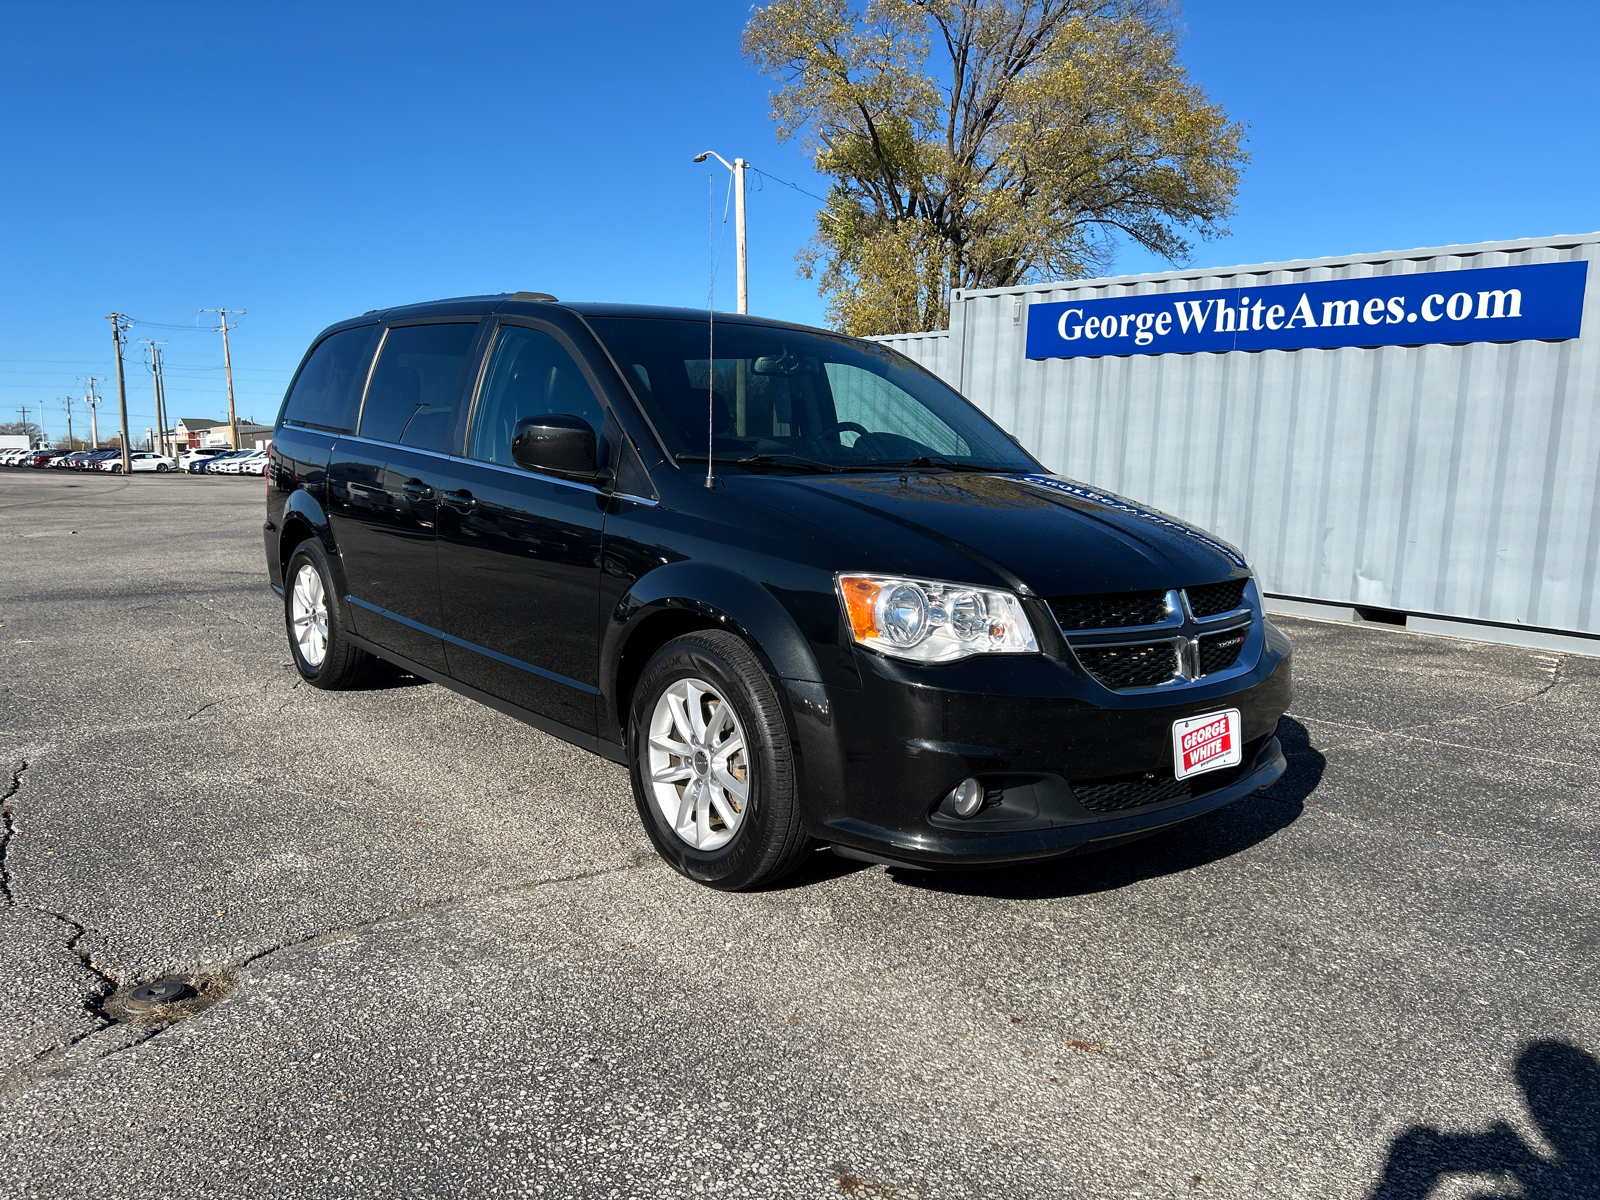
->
[707,169,716,489]
[697,156,735,488]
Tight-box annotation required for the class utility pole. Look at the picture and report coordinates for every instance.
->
[62,395,75,450]
[18,405,29,447]
[137,342,167,456]
[691,152,749,313]
[80,377,103,447]
[153,347,169,456]
[106,314,132,473]
[202,308,245,449]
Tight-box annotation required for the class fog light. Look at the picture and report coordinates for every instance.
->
[951,777,985,818]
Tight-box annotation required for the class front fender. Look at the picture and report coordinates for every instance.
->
[607,560,830,686]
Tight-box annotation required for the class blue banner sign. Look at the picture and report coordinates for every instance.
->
[1025,260,1588,359]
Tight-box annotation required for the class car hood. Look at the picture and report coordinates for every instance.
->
[722,470,1250,596]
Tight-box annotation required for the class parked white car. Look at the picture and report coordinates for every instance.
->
[101,452,176,473]
[213,451,258,475]
[180,448,226,471]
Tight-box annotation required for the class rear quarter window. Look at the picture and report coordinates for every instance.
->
[280,325,381,433]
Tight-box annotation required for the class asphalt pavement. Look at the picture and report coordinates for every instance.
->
[1,468,1596,1199]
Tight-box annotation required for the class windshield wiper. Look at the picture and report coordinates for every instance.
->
[675,452,843,474]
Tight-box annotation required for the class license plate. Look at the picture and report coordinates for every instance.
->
[1172,708,1242,780]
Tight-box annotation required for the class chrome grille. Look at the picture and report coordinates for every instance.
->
[1074,641,1180,690]
[1197,628,1248,675]
[1048,590,1168,630]
[1186,578,1248,617]
[1053,577,1257,691]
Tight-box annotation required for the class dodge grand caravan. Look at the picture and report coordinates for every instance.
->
[264,293,1293,889]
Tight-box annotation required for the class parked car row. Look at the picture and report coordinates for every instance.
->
[1,447,177,472]
[182,448,269,475]
[0,446,268,475]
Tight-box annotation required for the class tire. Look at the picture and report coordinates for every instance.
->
[628,630,812,890]
[156,463,169,472]
[284,540,370,689]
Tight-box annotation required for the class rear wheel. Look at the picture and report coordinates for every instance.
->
[155,463,169,472]
[284,540,369,689]
[628,630,812,890]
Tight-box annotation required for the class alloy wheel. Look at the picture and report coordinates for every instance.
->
[646,677,750,851]
[290,563,329,668]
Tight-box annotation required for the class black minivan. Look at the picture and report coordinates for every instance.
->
[265,293,1292,889]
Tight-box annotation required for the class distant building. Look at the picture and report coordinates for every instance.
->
[174,417,274,450]
[174,418,226,448]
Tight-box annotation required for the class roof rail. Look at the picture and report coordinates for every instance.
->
[510,291,558,302]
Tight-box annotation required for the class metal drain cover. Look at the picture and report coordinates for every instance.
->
[125,978,193,1012]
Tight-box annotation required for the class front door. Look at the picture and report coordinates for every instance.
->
[432,321,609,734]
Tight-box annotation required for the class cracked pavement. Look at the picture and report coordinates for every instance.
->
[1,469,1597,1199]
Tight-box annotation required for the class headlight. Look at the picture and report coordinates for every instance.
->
[836,574,1039,663]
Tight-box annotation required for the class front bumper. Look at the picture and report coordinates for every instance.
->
[786,623,1294,868]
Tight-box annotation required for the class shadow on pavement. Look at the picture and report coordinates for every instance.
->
[1369,1041,1600,1199]
[882,716,1324,901]
[350,659,432,690]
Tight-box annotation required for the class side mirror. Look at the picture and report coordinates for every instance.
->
[510,414,606,481]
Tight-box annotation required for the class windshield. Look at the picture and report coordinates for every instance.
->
[586,316,1038,473]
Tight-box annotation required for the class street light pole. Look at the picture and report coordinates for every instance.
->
[692,151,749,314]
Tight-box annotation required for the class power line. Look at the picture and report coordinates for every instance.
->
[748,165,830,204]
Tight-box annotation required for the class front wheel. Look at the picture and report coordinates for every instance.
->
[284,540,370,689]
[628,630,812,890]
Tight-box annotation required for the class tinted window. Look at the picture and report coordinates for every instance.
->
[359,322,480,451]
[280,325,380,433]
[586,317,1035,471]
[468,325,605,467]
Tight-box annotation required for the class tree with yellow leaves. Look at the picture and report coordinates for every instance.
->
[743,0,1247,335]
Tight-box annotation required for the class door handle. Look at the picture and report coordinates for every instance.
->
[441,488,477,512]
[401,480,435,501]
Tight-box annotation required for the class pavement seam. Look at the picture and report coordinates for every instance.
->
[1304,718,1593,770]
[1300,653,1571,755]
[0,757,129,1101]
[0,1023,165,1108]
[230,855,661,975]
[0,760,23,906]
[0,855,659,1104]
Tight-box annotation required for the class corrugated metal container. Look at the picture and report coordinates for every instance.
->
[874,328,951,380]
[873,233,1600,640]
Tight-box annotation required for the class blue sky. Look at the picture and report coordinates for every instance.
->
[2,0,1595,444]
